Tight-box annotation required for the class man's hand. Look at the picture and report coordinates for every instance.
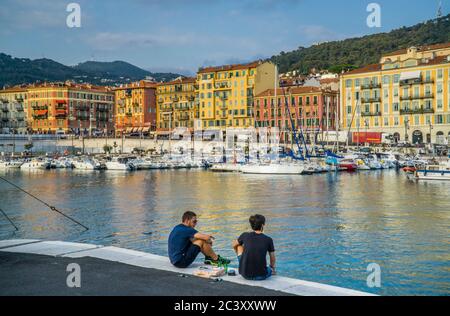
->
[206,235,215,244]
[271,266,277,275]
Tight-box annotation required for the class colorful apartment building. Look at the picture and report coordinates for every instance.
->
[0,87,28,134]
[196,61,277,131]
[340,43,450,144]
[114,80,157,136]
[254,86,339,142]
[26,82,114,135]
[156,77,198,133]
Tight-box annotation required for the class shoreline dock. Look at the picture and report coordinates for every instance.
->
[0,239,375,296]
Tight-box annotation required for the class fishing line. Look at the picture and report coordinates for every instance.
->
[0,176,89,231]
[0,207,19,231]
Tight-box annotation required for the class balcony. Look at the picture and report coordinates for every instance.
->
[96,115,109,122]
[361,83,381,90]
[179,114,190,121]
[400,93,434,100]
[1,105,9,112]
[97,105,109,112]
[77,105,90,111]
[15,96,24,102]
[361,97,381,103]
[361,111,382,117]
[214,83,231,90]
[15,104,24,111]
[400,107,435,115]
[76,114,90,121]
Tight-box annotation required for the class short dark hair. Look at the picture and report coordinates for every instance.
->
[182,211,197,222]
[249,214,266,231]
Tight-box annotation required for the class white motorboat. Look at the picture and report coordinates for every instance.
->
[240,162,304,175]
[414,160,450,181]
[131,158,153,170]
[72,158,101,170]
[105,157,134,171]
[0,160,23,169]
[21,159,50,170]
[356,159,371,170]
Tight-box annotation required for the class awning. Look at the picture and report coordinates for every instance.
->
[35,110,48,115]
[400,71,421,81]
[126,128,133,133]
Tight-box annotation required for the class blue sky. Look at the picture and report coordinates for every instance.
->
[0,0,447,75]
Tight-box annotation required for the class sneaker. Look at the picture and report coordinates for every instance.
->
[204,256,214,265]
[205,255,230,266]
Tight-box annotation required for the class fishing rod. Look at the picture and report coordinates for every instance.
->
[0,175,89,231]
[0,207,19,231]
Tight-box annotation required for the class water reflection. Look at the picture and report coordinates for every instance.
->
[0,169,449,295]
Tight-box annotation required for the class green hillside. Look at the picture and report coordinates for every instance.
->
[270,14,450,74]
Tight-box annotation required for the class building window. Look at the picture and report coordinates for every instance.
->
[345,79,352,88]
[436,115,443,124]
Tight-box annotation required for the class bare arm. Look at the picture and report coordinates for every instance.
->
[269,252,276,274]
[193,232,214,243]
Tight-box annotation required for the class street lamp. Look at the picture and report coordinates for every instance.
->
[69,115,76,155]
[429,122,433,144]
[364,119,369,147]
[404,117,410,143]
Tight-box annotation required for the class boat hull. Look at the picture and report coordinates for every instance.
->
[414,170,450,181]
[241,164,304,175]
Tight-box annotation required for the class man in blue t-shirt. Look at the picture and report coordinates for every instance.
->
[168,211,230,268]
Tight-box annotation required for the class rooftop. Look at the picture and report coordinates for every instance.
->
[384,42,450,57]
[198,61,262,74]
[256,86,323,98]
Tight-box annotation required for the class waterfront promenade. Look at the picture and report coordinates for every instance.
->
[0,239,374,296]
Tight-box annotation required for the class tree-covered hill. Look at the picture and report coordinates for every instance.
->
[270,14,450,74]
[0,54,181,87]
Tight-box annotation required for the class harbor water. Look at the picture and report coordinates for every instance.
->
[0,168,449,295]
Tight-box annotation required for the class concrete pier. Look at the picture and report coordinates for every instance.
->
[0,239,375,296]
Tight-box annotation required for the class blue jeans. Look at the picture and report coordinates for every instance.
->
[237,255,272,281]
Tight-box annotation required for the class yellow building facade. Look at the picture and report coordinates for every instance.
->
[340,43,450,144]
[156,77,198,132]
[196,61,277,130]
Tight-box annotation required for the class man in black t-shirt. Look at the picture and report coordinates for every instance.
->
[232,214,276,280]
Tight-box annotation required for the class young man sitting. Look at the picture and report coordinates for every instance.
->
[232,214,276,280]
[168,211,230,268]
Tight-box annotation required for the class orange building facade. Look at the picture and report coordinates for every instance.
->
[26,82,114,135]
[114,80,157,135]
